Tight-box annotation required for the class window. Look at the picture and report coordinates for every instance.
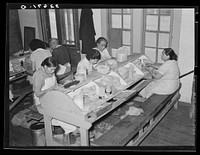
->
[108,9,133,57]
[142,9,174,63]
[40,9,79,49]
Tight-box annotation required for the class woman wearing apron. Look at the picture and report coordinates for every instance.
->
[33,56,76,134]
[93,37,111,62]
[139,48,180,99]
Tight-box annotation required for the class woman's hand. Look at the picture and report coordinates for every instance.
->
[144,62,152,67]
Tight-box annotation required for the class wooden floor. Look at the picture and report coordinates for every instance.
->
[139,102,195,147]
[6,80,196,150]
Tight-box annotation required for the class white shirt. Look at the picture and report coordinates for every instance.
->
[140,60,180,98]
[30,48,52,71]
[93,47,111,62]
[158,60,180,80]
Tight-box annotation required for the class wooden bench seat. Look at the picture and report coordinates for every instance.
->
[91,84,181,146]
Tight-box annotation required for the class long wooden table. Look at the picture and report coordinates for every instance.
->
[37,53,152,146]
[91,84,181,146]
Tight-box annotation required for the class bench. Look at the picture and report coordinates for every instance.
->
[91,84,181,146]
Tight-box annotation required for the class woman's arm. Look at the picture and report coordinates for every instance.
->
[34,73,57,98]
[145,63,160,69]
[145,66,163,79]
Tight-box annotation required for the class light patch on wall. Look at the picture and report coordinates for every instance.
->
[92,9,102,40]
[178,8,194,103]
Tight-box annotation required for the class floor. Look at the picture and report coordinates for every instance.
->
[6,78,196,150]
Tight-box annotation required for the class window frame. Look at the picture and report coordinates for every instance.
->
[142,9,174,63]
[107,8,133,56]
[40,9,80,50]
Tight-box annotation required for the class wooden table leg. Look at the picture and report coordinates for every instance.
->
[173,101,178,109]
[79,127,89,146]
[43,115,54,146]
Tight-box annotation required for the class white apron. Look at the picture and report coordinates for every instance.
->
[34,75,56,106]
[34,74,76,134]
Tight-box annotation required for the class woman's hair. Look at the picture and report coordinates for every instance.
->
[86,49,101,60]
[29,39,46,51]
[163,48,178,61]
[48,38,59,45]
[41,57,58,68]
[43,41,50,48]
[96,37,108,47]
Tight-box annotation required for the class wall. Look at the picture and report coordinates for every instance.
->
[9,9,23,55]
[18,9,42,47]
[177,9,195,103]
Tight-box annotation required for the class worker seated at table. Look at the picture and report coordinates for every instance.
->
[136,48,180,102]
[75,48,101,80]
[25,39,52,85]
[48,38,73,81]
[33,56,76,134]
[93,37,111,63]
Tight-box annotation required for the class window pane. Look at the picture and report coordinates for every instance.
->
[158,33,169,48]
[146,9,159,14]
[69,9,75,42]
[123,31,130,45]
[160,16,170,31]
[64,9,75,44]
[111,9,121,13]
[145,47,156,63]
[123,15,131,29]
[146,15,158,31]
[157,48,165,63]
[48,9,57,38]
[64,10,69,41]
[145,32,157,47]
[112,14,121,28]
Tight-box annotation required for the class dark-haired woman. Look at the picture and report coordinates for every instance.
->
[29,39,52,72]
[76,48,101,78]
[26,39,52,85]
[139,48,180,99]
[33,56,58,105]
[33,56,77,133]
[93,37,111,62]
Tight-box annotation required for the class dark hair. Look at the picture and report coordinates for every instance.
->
[41,57,58,68]
[43,42,50,48]
[86,49,101,60]
[29,39,46,51]
[96,37,108,47]
[163,48,178,61]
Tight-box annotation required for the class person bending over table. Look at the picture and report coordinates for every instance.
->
[75,48,101,79]
[33,56,76,133]
[26,39,52,85]
[48,38,72,76]
[93,37,111,63]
